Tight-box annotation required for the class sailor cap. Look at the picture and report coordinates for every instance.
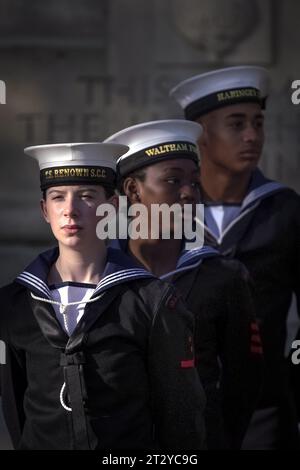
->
[169,66,270,120]
[24,142,129,190]
[104,119,202,178]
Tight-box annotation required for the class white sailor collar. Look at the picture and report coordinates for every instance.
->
[110,239,219,280]
[241,169,287,212]
[16,246,155,300]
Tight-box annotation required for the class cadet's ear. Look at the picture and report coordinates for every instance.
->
[106,193,119,210]
[123,177,141,204]
[40,198,50,223]
[197,118,208,149]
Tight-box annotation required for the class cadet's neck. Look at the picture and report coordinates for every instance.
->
[49,242,107,285]
[200,160,252,203]
[128,238,182,278]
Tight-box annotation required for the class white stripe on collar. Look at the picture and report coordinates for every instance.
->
[17,265,155,300]
[177,246,219,268]
[110,238,220,280]
[93,268,155,296]
[157,245,219,279]
[204,180,287,244]
[242,181,285,211]
[17,271,52,299]
[160,258,206,280]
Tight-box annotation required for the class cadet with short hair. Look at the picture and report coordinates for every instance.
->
[170,66,300,449]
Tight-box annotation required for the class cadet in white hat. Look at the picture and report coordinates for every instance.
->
[0,140,206,450]
[170,66,300,450]
[105,119,263,450]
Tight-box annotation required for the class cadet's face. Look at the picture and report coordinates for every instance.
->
[41,185,114,248]
[136,159,200,206]
[197,103,265,174]
[124,159,201,236]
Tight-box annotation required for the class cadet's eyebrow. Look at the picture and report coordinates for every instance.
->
[77,188,98,193]
[48,189,65,195]
[225,113,264,120]
[162,167,199,174]
[47,188,98,195]
[163,167,198,173]
[162,167,182,172]
[225,113,246,119]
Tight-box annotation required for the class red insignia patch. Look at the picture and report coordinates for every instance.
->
[180,359,195,368]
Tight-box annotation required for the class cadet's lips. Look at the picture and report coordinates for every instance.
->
[61,224,83,232]
[239,149,260,159]
[240,147,261,155]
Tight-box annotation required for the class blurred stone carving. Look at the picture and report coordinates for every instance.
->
[171,0,260,60]
[0,0,108,47]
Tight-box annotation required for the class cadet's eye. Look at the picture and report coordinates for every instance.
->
[254,119,264,129]
[229,120,244,130]
[166,177,180,185]
[81,194,93,199]
[52,195,63,200]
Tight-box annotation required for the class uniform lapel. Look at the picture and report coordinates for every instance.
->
[67,285,126,352]
[110,238,220,280]
[17,246,155,349]
[203,169,287,254]
[28,292,69,348]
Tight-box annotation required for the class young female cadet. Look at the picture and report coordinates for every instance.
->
[105,120,263,449]
[0,142,206,450]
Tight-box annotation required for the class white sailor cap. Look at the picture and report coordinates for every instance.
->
[104,119,202,179]
[169,66,270,121]
[24,142,129,191]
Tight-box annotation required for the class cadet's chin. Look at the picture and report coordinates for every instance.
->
[59,234,85,248]
[234,158,259,174]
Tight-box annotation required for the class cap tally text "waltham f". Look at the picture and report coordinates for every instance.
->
[104,119,203,178]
